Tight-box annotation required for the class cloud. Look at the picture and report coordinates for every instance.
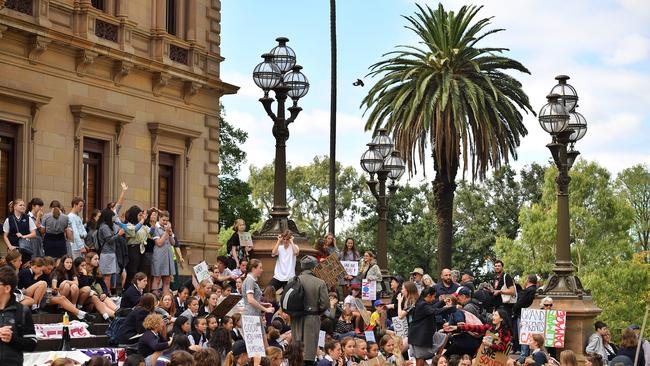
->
[605,34,650,65]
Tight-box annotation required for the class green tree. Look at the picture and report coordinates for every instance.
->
[218,108,261,230]
[248,156,364,242]
[361,4,534,270]
[616,164,650,252]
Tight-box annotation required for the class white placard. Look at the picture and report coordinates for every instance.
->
[239,232,254,247]
[364,330,376,343]
[362,279,376,301]
[341,261,359,276]
[519,309,546,345]
[193,261,211,283]
[318,330,327,348]
[392,316,408,338]
[241,315,265,356]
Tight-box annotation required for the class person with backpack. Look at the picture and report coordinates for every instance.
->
[288,255,328,366]
[0,265,37,364]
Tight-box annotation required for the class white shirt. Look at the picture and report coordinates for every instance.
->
[67,212,87,251]
[273,244,296,281]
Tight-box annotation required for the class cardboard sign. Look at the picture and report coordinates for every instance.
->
[313,252,347,288]
[519,308,566,348]
[392,316,408,338]
[353,298,372,325]
[365,330,376,343]
[472,331,511,366]
[239,232,254,247]
[318,330,326,348]
[193,261,211,283]
[359,358,381,366]
[341,261,359,276]
[211,294,243,318]
[362,279,376,301]
[241,315,265,356]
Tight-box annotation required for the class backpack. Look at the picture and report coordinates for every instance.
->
[280,276,306,316]
[106,316,127,346]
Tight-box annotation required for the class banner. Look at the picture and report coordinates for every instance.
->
[473,331,511,366]
[341,261,359,276]
[239,232,254,247]
[392,316,408,338]
[313,253,347,288]
[193,261,211,284]
[519,308,566,348]
[34,321,92,339]
[241,315,265,356]
[362,279,376,301]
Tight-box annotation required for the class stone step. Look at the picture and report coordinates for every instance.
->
[34,335,111,352]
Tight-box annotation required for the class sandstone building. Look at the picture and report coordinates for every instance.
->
[0,0,237,266]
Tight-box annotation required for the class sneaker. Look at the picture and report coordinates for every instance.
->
[83,313,99,324]
[355,328,362,335]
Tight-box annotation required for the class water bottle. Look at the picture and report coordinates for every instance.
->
[62,312,69,325]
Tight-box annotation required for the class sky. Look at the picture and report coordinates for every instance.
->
[219,0,650,185]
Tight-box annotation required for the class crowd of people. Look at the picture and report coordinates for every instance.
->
[0,189,649,366]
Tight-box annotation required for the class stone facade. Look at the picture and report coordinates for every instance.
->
[0,0,237,269]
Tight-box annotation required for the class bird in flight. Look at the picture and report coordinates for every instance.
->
[353,79,365,87]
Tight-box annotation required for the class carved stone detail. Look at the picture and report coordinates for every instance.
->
[28,35,50,64]
[183,81,202,105]
[75,49,98,76]
[0,25,8,40]
[112,60,133,85]
[152,72,170,96]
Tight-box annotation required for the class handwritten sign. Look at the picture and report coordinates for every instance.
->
[241,315,265,356]
[239,232,254,247]
[353,298,371,325]
[34,321,91,339]
[362,279,376,301]
[519,309,566,348]
[193,261,211,284]
[341,261,359,276]
[364,330,376,343]
[472,331,510,366]
[392,316,408,338]
[211,294,243,318]
[313,253,347,288]
[318,330,326,348]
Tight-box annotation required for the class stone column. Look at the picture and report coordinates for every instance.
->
[115,0,127,17]
[185,0,196,42]
[154,0,166,32]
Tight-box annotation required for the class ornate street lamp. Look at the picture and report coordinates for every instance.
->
[360,129,405,274]
[252,37,309,237]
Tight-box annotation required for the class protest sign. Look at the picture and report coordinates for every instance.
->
[241,315,265,356]
[239,232,254,247]
[392,316,408,338]
[362,279,376,301]
[34,321,91,339]
[341,261,359,276]
[210,294,243,318]
[364,331,376,343]
[193,261,211,284]
[473,331,510,366]
[313,253,347,288]
[318,330,326,348]
[353,298,372,325]
[519,308,566,348]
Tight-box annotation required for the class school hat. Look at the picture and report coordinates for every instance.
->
[232,340,247,357]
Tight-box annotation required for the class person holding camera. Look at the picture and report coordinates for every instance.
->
[0,265,37,364]
[269,229,300,290]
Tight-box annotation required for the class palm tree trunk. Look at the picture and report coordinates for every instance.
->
[328,0,337,235]
[433,164,458,271]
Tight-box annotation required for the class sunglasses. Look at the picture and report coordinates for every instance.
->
[543,304,553,307]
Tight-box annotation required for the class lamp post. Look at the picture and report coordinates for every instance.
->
[252,37,309,237]
[360,129,406,273]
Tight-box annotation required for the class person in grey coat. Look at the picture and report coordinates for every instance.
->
[292,255,329,365]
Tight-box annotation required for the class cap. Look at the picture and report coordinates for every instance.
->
[628,324,640,330]
[373,300,384,308]
[411,267,424,276]
[462,270,474,278]
[232,340,247,356]
[454,286,471,297]
[300,255,318,270]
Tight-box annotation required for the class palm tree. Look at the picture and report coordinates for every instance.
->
[361,4,534,271]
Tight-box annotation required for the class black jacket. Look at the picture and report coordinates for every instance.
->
[513,285,537,318]
[138,330,168,358]
[119,307,150,344]
[0,295,37,364]
[407,299,454,347]
[120,284,142,309]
